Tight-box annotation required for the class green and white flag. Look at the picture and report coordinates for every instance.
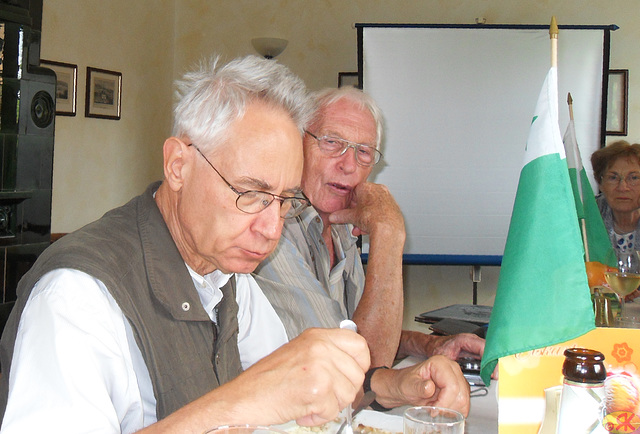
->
[480,67,595,385]
[563,118,617,266]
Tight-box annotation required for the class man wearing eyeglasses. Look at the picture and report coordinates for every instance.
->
[0,56,371,433]
[254,87,491,396]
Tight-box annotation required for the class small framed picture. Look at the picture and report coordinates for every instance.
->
[40,60,77,116]
[338,72,361,89]
[606,69,628,136]
[85,67,122,120]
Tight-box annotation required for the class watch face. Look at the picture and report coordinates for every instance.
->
[457,357,485,386]
[457,357,481,373]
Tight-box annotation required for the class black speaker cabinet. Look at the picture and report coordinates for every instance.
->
[0,57,55,248]
[0,0,53,303]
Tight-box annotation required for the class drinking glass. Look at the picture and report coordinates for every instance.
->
[403,406,465,434]
[604,261,640,322]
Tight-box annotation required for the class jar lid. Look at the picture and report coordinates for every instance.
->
[562,348,606,383]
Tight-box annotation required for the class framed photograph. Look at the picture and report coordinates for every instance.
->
[338,72,361,89]
[85,67,122,120]
[40,60,77,116]
[606,69,628,136]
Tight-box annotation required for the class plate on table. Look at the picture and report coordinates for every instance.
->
[273,409,402,434]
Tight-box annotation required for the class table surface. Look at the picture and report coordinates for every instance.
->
[392,356,498,434]
[392,301,640,433]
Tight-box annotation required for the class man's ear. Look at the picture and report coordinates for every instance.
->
[163,137,190,192]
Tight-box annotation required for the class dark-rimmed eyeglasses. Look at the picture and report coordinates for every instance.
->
[305,131,382,167]
[189,143,310,219]
[602,172,640,187]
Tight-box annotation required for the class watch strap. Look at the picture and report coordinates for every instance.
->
[363,366,392,412]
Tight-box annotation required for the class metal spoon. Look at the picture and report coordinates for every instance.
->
[339,320,359,434]
[336,391,377,434]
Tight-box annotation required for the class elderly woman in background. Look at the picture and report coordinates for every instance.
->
[591,140,640,267]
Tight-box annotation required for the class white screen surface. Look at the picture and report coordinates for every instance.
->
[359,25,609,264]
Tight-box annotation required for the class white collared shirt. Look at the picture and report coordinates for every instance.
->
[1,268,288,433]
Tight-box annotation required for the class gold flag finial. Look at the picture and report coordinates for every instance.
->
[550,16,558,39]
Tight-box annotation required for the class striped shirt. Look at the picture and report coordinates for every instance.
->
[254,206,365,339]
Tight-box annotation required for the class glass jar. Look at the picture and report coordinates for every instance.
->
[557,348,607,433]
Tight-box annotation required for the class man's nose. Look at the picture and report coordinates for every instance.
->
[254,200,283,240]
[338,146,358,173]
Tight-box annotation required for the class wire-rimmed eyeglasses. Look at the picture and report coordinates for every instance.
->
[305,131,382,167]
[188,143,310,219]
[601,172,640,187]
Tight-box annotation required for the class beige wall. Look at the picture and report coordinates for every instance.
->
[41,0,173,233]
[41,0,639,331]
[173,0,640,132]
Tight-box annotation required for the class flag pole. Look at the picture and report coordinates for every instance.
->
[568,91,591,261]
[550,16,558,67]
[480,23,598,383]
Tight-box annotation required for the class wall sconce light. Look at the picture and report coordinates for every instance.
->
[251,37,289,59]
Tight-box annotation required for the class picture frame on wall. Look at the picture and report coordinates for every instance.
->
[40,60,77,116]
[338,72,361,89]
[606,69,628,136]
[85,67,122,120]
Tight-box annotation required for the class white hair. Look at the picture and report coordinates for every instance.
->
[310,87,384,149]
[172,55,312,153]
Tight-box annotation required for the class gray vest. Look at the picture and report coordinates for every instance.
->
[0,182,242,422]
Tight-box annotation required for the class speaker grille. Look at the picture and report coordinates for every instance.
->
[30,90,54,129]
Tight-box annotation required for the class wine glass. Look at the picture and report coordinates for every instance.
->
[618,250,640,302]
[604,251,640,322]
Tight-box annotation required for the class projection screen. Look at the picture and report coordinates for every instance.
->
[357,24,616,265]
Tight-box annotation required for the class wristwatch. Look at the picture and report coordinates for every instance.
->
[364,366,391,411]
